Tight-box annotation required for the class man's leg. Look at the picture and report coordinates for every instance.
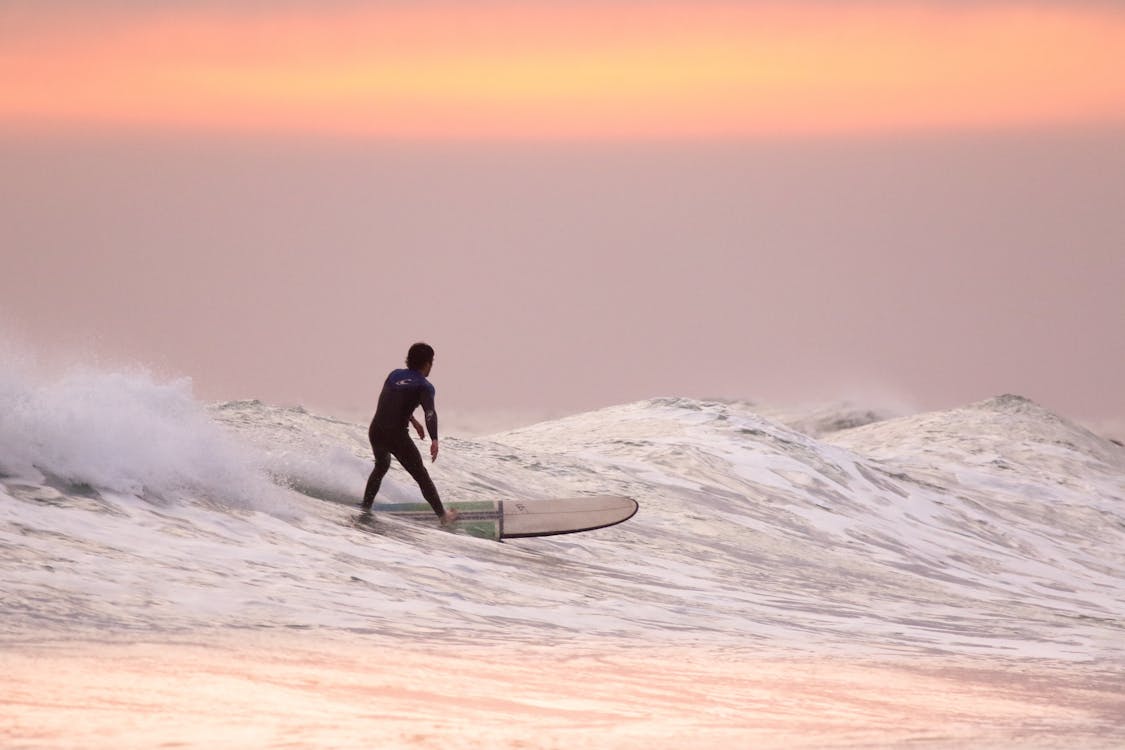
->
[390,436,445,518]
[362,447,392,508]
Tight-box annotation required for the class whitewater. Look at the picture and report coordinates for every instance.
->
[2,366,1123,748]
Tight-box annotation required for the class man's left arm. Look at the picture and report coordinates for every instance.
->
[420,386,439,461]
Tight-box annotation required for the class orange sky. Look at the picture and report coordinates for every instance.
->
[3,3,1125,139]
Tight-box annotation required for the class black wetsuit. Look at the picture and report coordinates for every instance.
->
[362,368,443,516]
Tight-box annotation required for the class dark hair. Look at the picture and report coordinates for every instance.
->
[406,342,435,370]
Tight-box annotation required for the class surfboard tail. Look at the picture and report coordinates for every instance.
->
[373,496,637,541]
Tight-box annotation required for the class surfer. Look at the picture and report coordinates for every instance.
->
[362,343,459,526]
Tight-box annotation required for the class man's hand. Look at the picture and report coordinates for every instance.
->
[411,416,425,440]
[430,439,440,462]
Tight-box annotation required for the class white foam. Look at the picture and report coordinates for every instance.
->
[0,362,275,508]
[3,388,1124,664]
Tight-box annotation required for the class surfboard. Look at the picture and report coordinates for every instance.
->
[374,495,638,540]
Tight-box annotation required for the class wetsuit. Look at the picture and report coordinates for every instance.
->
[362,368,444,516]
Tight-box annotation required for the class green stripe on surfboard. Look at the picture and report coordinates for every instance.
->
[375,500,501,540]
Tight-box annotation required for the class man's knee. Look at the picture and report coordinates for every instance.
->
[402,460,431,485]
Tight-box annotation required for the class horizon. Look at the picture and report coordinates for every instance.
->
[4,334,1122,443]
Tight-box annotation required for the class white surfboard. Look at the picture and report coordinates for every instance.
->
[375,495,638,540]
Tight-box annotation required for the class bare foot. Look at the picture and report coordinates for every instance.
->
[440,508,460,526]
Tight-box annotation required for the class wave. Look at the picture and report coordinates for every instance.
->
[0,366,276,509]
[2,364,1123,661]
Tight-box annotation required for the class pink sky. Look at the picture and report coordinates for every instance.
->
[2,2,1124,428]
[4,3,1125,139]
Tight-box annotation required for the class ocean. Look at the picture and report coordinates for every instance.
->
[2,367,1123,748]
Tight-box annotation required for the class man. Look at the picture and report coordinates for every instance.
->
[362,343,459,525]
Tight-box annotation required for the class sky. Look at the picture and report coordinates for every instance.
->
[2,1,1124,430]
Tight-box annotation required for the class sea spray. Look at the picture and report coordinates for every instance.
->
[0,363,276,509]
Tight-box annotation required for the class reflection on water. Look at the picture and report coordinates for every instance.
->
[3,633,1122,749]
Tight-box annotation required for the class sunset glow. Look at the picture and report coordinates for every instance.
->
[3,637,1110,748]
[3,3,1125,139]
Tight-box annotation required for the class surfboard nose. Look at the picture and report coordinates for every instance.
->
[499,495,638,539]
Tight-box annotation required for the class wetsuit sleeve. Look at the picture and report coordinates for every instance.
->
[421,384,438,441]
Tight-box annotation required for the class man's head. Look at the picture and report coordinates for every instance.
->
[406,342,435,374]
